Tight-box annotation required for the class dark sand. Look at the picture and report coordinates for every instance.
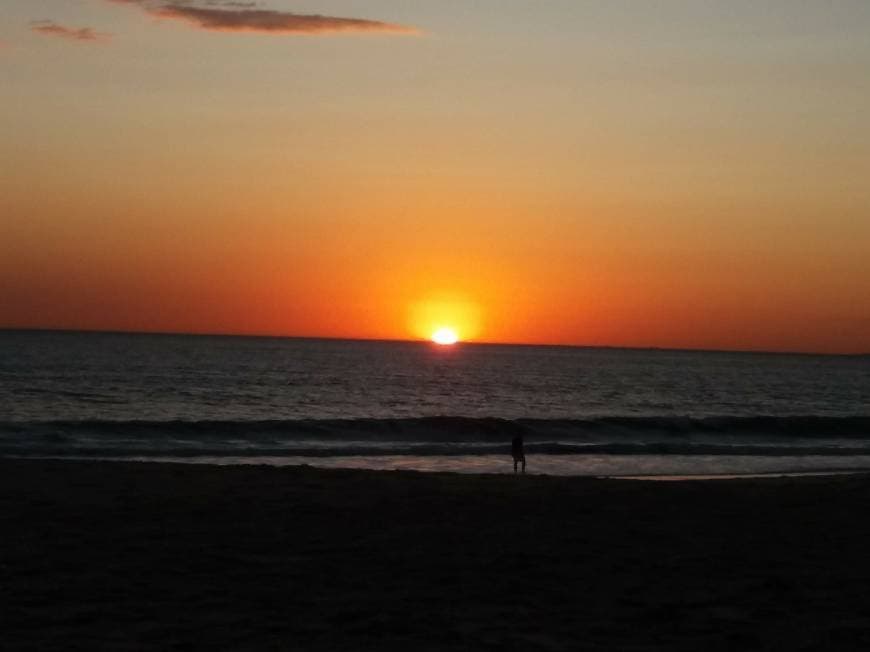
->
[3,460,870,651]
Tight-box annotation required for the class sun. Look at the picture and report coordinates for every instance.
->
[431,327,459,346]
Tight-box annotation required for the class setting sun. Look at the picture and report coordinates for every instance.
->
[409,295,481,344]
[431,328,459,346]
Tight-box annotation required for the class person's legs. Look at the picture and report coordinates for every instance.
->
[513,458,518,473]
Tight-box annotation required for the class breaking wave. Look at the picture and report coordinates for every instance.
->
[2,416,870,459]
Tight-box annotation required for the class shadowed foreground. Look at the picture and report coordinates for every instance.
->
[3,460,870,651]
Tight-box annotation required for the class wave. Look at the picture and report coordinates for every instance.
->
[2,415,870,459]
[3,415,870,439]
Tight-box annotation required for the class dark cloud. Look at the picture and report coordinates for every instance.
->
[108,0,418,35]
[30,21,111,42]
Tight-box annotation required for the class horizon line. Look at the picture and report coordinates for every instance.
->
[1,326,866,358]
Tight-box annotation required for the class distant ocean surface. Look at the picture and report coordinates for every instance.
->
[2,330,869,476]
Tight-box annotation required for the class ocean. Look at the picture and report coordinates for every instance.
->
[2,330,868,476]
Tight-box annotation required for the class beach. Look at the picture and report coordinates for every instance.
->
[4,460,870,650]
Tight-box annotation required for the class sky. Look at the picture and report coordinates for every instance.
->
[1,1,869,353]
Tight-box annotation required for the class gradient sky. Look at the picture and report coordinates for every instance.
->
[2,1,869,353]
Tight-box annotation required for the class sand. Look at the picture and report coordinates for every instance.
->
[3,459,870,651]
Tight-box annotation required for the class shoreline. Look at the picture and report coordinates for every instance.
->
[8,452,870,480]
[5,458,870,650]
[8,454,870,482]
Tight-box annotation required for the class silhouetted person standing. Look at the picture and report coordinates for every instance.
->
[512,434,526,474]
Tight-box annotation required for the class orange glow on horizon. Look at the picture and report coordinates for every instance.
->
[408,294,482,343]
[2,0,870,356]
[431,327,459,345]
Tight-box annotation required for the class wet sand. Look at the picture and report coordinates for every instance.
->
[3,459,870,651]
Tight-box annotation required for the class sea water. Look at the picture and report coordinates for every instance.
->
[1,330,868,476]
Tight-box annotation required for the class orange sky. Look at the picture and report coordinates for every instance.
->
[1,1,869,353]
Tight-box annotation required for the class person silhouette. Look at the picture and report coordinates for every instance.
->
[511,434,526,474]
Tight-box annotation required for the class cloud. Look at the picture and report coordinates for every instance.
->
[108,1,418,35]
[30,20,111,42]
